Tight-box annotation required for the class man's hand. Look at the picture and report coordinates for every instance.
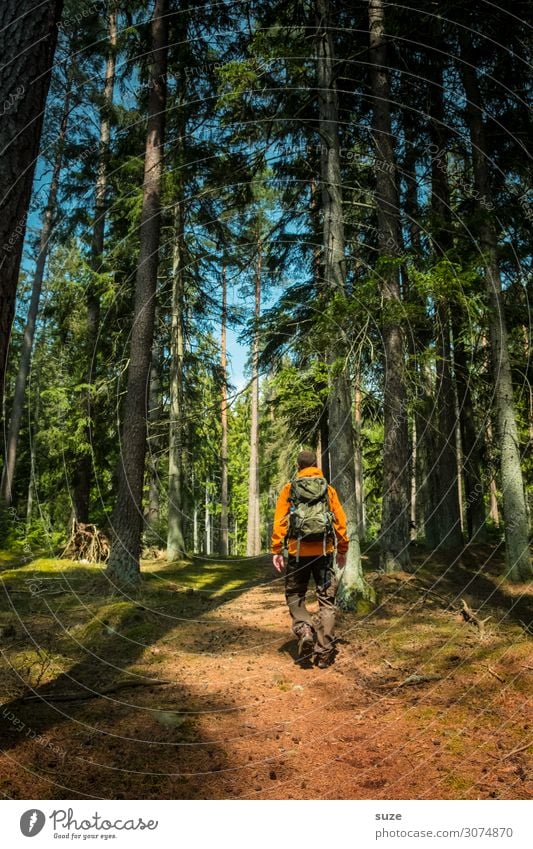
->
[272,554,285,572]
[336,553,347,569]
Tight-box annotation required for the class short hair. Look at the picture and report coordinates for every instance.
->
[297,450,317,470]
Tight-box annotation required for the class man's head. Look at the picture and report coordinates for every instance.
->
[297,449,317,470]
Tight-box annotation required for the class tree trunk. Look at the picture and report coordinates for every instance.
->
[452,312,487,540]
[220,266,229,556]
[167,197,187,560]
[204,480,212,556]
[415,359,437,542]
[166,24,188,562]
[489,478,500,527]
[328,372,367,607]
[92,7,117,267]
[311,174,331,485]
[73,7,117,522]
[528,325,533,446]
[0,0,63,416]
[193,502,199,554]
[460,43,531,581]
[402,131,429,543]
[106,0,168,586]
[246,244,261,556]
[354,383,365,539]
[316,0,369,606]
[1,79,71,505]
[410,416,417,540]
[146,312,161,535]
[368,0,410,571]
[26,464,35,529]
[454,379,465,535]
[426,305,463,548]
[25,338,45,529]
[318,409,330,480]
[485,417,500,528]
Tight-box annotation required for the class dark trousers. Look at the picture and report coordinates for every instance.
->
[285,554,338,657]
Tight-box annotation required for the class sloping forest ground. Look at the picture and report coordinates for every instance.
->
[0,545,531,800]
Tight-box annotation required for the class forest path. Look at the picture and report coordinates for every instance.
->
[0,548,531,799]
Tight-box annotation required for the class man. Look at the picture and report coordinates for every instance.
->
[271,450,348,668]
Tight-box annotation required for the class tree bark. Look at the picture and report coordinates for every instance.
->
[193,500,199,553]
[410,414,417,539]
[73,6,118,522]
[452,313,487,540]
[146,311,161,535]
[166,23,189,562]
[368,0,410,571]
[316,0,369,606]
[92,7,117,267]
[106,0,168,585]
[246,243,261,556]
[311,176,331,484]
[25,334,45,529]
[167,196,187,560]
[454,375,465,535]
[402,130,430,543]
[354,383,366,539]
[318,409,330,480]
[489,478,500,527]
[433,304,463,548]
[1,78,71,505]
[460,41,531,580]
[0,0,63,421]
[220,266,229,556]
[204,479,212,555]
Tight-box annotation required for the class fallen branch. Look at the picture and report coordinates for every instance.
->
[460,598,491,638]
[413,583,454,608]
[4,589,73,596]
[483,665,505,683]
[22,678,170,703]
[501,739,533,761]
[397,673,442,688]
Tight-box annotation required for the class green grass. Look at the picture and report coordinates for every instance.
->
[146,555,262,596]
[0,552,264,694]
[442,770,477,797]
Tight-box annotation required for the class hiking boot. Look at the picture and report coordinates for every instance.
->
[316,651,334,669]
[297,625,314,656]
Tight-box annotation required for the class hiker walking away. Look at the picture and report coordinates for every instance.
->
[271,450,348,668]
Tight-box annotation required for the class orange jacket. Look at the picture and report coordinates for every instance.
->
[271,466,349,557]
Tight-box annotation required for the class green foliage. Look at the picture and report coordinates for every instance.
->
[267,361,328,448]
[408,259,484,315]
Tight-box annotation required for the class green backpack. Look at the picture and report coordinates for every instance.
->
[287,475,334,558]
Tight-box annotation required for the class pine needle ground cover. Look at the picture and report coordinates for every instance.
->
[0,547,531,800]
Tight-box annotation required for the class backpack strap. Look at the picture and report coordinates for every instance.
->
[291,477,300,562]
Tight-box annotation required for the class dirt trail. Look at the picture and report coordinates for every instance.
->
[0,549,531,799]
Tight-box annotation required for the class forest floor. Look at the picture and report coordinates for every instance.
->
[0,543,531,800]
